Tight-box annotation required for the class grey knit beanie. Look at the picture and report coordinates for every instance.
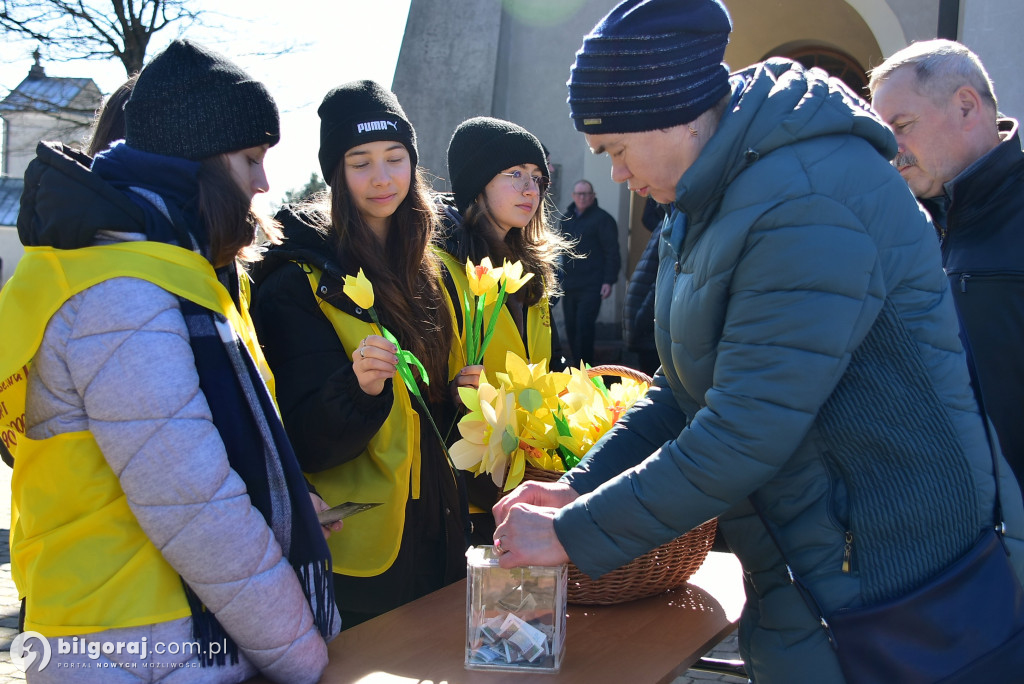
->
[447,116,548,214]
[125,40,280,160]
[317,80,418,181]
[567,0,732,134]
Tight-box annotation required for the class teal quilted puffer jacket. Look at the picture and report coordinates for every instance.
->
[556,59,1024,683]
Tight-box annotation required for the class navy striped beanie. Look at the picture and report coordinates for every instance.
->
[567,0,732,134]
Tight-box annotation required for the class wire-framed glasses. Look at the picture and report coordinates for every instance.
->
[498,169,549,194]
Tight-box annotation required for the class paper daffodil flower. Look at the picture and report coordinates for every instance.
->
[450,380,519,488]
[465,257,503,298]
[341,267,461,475]
[500,259,535,294]
[342,268,374,309]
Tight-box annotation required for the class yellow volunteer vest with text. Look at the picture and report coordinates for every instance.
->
[437,250,551,374]
[299,264,461,577]
[0,243,273,636]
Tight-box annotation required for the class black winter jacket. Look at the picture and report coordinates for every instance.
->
[559,200,620,292]
[922,118,1024,492]
[623,222,663,353]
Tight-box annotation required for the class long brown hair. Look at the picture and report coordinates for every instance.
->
[86,74,138,156]
[198,155,282,268]
[455,193,573,307]
[329,164,453,402]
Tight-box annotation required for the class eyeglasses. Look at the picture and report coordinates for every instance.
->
[499,169,549,194]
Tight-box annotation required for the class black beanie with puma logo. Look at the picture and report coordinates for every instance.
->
[317,80,418,180]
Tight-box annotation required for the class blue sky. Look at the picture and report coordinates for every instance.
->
[0,0,413,211]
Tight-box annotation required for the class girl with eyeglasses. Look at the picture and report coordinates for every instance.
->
[250,81,474,630]
[440,116,574,545]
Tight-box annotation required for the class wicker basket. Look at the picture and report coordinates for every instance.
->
[522,365,719,605]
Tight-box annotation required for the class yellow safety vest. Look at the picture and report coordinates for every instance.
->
[437,250,551,374]
[299,264,461,576]
[0,243,272,636]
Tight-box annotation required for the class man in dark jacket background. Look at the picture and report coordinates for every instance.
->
[559,179,621,365]
[870,39,1024,493]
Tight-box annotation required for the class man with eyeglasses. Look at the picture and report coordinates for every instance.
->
[559,179,621,366]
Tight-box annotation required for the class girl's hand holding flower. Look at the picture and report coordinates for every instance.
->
[451,364,484,406]
[353,334,398,396]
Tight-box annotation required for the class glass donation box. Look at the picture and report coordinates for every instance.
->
[465,545,567,673]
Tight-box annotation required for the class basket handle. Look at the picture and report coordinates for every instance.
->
[586,364,653,387]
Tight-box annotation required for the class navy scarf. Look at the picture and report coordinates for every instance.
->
[181,300,338,663]
[92,142,209,257]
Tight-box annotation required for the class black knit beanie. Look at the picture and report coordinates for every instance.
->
[317,80,418,181]
[125,39,279,160]
[567,0,732,134]
[447,116,548,214]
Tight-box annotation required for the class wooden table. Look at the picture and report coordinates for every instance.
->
[247,552,745,684]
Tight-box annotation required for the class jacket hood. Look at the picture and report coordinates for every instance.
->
[435,193,463,253]
[252,203,341,287]
[18,141,147,249]
[676,58,897,218]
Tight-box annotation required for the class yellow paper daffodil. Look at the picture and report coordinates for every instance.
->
[450,379,519,488]
[500,259,535,294]
[465,257,503,298]
[451,351,648,489]
[607,378,648,423]
[499,352,568,408]
[342,268,374,309]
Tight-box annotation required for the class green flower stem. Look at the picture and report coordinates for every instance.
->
[476,281,509,366]
[470,292,487,365]
[462,290,477,366]
[368,307,457,471]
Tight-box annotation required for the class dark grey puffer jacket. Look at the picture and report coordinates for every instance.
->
[555,60,1024,683]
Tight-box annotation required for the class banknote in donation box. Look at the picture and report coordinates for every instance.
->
[465,545,567,673]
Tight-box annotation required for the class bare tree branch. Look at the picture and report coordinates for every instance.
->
[0,0,201,75]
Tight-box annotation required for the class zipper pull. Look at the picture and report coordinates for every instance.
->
[960,273,971,292]
[842,531,853,573]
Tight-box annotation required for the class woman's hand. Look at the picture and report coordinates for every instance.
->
[352,334,398,396]
[310,493,343,539]
[492,480,579,524]
[450,364,484,405]
[493,502,569,568]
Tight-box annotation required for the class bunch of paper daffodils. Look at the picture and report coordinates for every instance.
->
[463,257,534,366]
[450,351,648,491]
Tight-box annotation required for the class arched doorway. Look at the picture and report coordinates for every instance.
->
[771,45,869,95]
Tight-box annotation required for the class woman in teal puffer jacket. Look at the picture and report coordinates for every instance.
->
[492,1,1024,682]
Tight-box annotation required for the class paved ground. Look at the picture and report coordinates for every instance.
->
[0,459,742,683]
[675,630,744,683]
[0,463,25,683]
